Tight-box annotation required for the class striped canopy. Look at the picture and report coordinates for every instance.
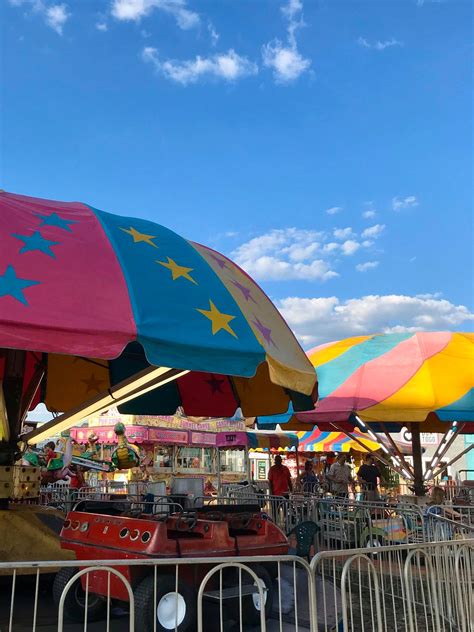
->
[297,428,380,453]
[0,191,316,432]
[259,332,474,430]
[247,431,298,451]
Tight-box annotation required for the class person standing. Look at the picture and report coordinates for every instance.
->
[327,454,354,498]
[268,455,293,497]
[357,454,383,501]
[301,460,318,493]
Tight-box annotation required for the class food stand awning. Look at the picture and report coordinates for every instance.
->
[247,432,299,451]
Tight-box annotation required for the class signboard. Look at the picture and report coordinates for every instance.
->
[216,431,248,448]
[134,415,246,433]
[190,432,217,446]
[257,460,267,480]
[147,428,188,445]
[397,430,440,446]
[71,425,148,444]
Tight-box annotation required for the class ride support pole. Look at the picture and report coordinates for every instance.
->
[411,424,425,496]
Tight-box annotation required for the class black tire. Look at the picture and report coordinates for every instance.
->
[227,564,274,626]
[53,567,106,622]
[134,574,197,632]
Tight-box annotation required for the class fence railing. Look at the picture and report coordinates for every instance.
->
[1,540,473,631]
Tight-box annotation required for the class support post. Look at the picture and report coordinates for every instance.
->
[1,350,26,465]
[411,424,425,496]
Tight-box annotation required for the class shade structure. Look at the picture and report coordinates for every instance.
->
[297,428,380,453]
[247,431,298,451]
[0,191,316,448]
[259,332,473,428]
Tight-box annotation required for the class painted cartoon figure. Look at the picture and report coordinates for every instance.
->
[83,432,100,460]
[111,422,140,470]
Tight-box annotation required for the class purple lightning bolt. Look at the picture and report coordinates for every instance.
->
[231,279,257,303]
[252,316,277,348]
[210,254,228,269]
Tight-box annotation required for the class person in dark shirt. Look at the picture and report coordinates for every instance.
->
[301,460,318,493]
[357,454,383,500]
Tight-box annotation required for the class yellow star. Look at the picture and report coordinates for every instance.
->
[197,300,238,338]
[156,257,197,284]
[120,226,158,248]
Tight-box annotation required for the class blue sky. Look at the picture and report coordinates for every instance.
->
[3,0,473,346]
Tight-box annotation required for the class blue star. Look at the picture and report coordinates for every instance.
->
[0,265,40,305]
[12,231,60,258]
[36,212,77,232]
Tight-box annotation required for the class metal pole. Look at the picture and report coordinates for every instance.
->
[331,423,413,481]
[217,448,222,495]
[431,444,474,480]
[379,425,415,477]
[411,424,425,496]
[423,423,465,481]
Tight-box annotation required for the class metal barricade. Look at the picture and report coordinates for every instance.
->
[311,539,474,632]
[0,555,316,632]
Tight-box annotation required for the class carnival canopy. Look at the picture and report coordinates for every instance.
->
[259,332,474,430]
[297,428,380,453]
[0,192,316,444]
[247,431,299,451]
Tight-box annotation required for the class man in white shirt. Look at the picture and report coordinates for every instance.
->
[327,454,354,497]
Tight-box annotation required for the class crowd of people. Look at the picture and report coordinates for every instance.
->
[268,452,386,499]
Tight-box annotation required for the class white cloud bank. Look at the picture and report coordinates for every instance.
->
[326,206,342,215]
[142,47,258,85]
[111,0,200,29]
[232,228,338,281]
[8,0,70,34]
[276,294,474,347]
[232,223,387,281]
[262,0,311,83]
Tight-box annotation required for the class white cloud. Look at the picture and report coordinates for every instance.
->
[322,242,339,253]
[362,223,385,239]
[333,227,354,240]
[416,0,443,6]
[357,37,403,51]
[111,0,200,29]
[208,21,219,46]
[356,261,379,272]
[340,239,360,256]
[262,41,311,83]
[8,0,70,34]
[232,228,338,282]
[392,195,419,211]
[44,3,68,34]
[362,209,376,219]
[142,47,258,85]
[96,21,108,31]
[262,0,311,83]
[276,294,474,347]
[326,206,342,215]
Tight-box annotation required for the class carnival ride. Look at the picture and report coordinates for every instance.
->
[54,503,288,631]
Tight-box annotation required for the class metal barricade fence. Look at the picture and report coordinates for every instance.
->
[311,539,474,632]
[0,555,315,632]
[2,541,473,631]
